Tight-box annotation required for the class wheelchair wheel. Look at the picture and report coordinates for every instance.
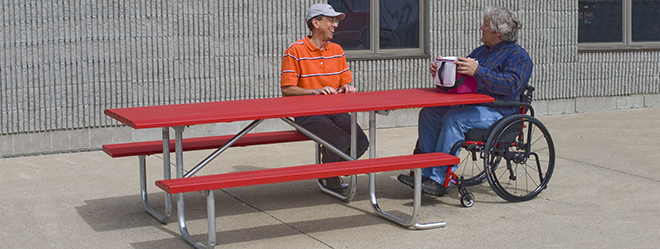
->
[450,141,487,186]
[484,114,555,202]
[460,193,475,207]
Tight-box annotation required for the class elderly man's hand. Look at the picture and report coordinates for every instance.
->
[429,56,442,77]
[455,57,479,76]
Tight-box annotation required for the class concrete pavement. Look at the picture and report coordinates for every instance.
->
[2,108,660,248]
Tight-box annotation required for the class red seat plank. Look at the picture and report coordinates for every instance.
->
[102,130,309,157]
[156,153,458,194]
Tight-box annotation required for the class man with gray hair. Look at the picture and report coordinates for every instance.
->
[398,6,533,197]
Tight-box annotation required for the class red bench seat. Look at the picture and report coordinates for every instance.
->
[156,152,459,194]
[102,130,310,158]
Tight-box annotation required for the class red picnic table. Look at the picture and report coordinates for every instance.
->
[104,88,493,248]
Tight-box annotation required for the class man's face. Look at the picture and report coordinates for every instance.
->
[480,18,501,48]
[316,16,339,42]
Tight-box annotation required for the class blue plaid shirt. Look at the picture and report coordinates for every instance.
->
[469,41,533,116]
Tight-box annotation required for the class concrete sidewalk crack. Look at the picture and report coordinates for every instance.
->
[559,156,660,183]
[151,154,334,247]
[219,188,335,248]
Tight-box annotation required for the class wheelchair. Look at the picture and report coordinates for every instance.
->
[414,85,555,207]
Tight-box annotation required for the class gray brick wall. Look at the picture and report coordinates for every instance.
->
[1,0,659,157]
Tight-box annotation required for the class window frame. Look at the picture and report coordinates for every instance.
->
[339,0,430,61]
[579,0,660,51]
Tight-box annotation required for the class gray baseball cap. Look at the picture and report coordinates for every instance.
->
[306,4,346,22]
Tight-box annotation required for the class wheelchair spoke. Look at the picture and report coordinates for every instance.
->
[453,143,487,186]
[521,162,540,189]
[495,159,541,197]
[485,115,555,202]
[529,134,549,152]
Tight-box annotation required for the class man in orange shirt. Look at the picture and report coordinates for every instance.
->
[280,3,368,195]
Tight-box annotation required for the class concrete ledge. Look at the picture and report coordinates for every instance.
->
[645,94,660,108]
[0,134,13,155]
[532,99,575,115]
[575,97,617,113]
[534,94,658,116]
[13,132,53,156]
[617,95,644,109]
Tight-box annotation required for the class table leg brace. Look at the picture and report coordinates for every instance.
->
[176,191,216,249]
[369,168,446,229]
[139,155,169,224]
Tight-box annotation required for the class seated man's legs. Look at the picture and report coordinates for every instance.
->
[295,113,369,163]
[417,106,454,154]
[295,113,369,194]
[400,105,502,196]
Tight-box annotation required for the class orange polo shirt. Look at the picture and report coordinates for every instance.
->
[280,36,353,90]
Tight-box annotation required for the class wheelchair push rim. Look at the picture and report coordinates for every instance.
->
[483,114,555,202]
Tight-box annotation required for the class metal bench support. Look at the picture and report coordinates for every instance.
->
[366,111,446,229]
[369,169,446,229]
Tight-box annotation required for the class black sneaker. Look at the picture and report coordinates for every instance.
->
[397,174,430,188]
[397,174,448,197]
[321,177,344,195]
[421,178,449,197]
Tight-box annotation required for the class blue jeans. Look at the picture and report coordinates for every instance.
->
[418,105,503,184]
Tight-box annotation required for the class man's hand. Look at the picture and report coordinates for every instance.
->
[455,57,479,76]
[315,86,338,95]
[313,84,355,95]
[337,84,356,93]
[429,56,442,77]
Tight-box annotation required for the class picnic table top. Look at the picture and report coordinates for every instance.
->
[104,88,494,129]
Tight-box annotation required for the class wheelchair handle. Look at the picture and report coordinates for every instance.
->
[493,100,535,116]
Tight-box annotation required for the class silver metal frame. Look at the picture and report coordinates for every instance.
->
[281,116,358,201]
[139,155,169,224]
[168,115,362,248]
[184,120,265,178]
[137,127,174,224]
[369,169,446,229]
[153,111,445,248]
[366,111,446,229]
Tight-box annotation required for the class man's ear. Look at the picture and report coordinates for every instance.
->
[312,19,320,29]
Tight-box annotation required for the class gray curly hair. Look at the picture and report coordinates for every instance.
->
[484,6,522,43]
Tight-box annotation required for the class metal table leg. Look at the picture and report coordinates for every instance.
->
[171,126,216,249]
[367,111,446,229]
[138,127,173,224]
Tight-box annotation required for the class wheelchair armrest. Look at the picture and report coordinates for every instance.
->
[493,100,535,116]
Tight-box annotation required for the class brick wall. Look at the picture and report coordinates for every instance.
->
[1,0,658,157]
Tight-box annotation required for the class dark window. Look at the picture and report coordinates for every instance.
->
[379,0,419,49]
[329,0,371,50]
[579,0,660,49]
[632,0,660,42]
[578,1,623,43]
[328,0,425,57]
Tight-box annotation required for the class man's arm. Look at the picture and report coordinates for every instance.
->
[471,47,533,97]
[281,85,315,96]
[280,43,305,96]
